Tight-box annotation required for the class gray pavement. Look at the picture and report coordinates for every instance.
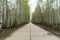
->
[4,23,60,40]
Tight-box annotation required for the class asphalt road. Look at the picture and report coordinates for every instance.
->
[4,23,60,40]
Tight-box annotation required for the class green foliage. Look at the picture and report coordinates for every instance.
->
[1,0,30,28]
[32,4,42,23]
[32,0,60,30]
[24,3,30,23]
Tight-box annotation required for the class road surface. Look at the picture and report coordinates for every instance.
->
[4,23,60,40]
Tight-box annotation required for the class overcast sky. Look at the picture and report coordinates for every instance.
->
[8,0,46,13]
[8,0,38,19]
[8,0,38,12]
[28,0,38,13]
[8,0,47,19]
[28,0,38,19]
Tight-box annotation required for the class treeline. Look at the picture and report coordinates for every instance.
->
[32,0,60,30]
[0,0,30,29]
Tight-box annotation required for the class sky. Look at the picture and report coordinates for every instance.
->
[8,0,46,13]
[8,0,60,20]
[28,0,38,13]
[8,0,38,13]
[28,0,38,19]
[8,0,46,19]
[8,0,38,19]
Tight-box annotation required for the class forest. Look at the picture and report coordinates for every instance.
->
[0,0,60,31]
[0,0,60,40]
[32,0,60,31]
[0,0,30,29]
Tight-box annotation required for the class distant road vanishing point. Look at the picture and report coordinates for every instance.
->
[4,23,60,40]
